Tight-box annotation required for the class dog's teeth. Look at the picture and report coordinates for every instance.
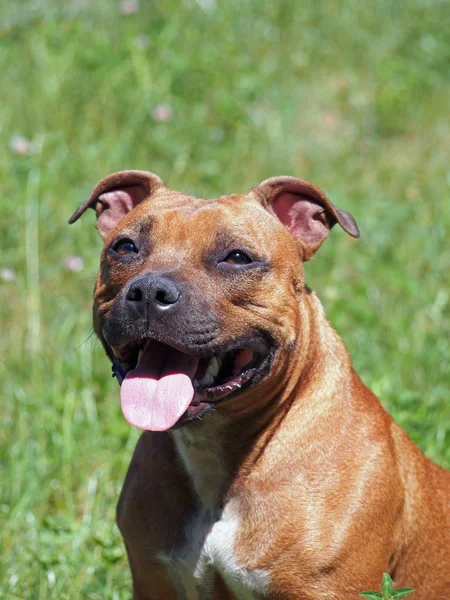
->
[138,348,144,362]
[200,373,215,386]
[197,355,225,387]
[205,356,220,378]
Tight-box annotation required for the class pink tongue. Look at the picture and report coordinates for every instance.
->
[120,342,199,431]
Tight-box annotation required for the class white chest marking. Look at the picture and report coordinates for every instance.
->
[160,500,269,599]
[164,421,270,599]
[194,499,270,599]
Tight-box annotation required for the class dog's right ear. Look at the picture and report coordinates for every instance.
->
[68,170,165,239]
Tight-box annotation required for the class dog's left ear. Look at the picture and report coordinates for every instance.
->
[69,170,165,239]
[255,176,359,260]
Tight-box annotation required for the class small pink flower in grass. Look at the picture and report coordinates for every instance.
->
[120,0,139,14]
[0,268,16,282]
[151,104,174,122]
[9,135,34,155]
[62,256,84,272]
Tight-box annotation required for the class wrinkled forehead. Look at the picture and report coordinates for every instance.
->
[110,191,283,252]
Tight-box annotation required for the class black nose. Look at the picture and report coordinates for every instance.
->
[125,276,181,312]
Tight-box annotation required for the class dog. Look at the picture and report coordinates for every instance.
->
[70,171,450,599]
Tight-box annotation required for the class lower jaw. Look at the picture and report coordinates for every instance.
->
[174,391,231,427]
[174,370,261,427]
[175,388,251,426]
[175,402,212,426]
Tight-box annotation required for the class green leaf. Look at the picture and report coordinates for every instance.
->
[391,588,414,599]
[382,573,394,597]
[360,592,384,599]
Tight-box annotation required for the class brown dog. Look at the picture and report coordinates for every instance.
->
[70,171,450,599]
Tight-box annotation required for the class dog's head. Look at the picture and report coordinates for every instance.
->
[70,171,358,431]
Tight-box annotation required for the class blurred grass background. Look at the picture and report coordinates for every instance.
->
[1,0,449,598]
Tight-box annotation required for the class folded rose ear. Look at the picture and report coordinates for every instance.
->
[255,176,359,260]
[68,170,165,239]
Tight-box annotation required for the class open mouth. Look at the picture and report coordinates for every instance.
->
[111,339,272,432]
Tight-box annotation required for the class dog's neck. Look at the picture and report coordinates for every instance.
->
[172,291,353,513]
[172,415,230,514]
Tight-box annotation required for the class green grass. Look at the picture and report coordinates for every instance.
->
[1,1,449,597]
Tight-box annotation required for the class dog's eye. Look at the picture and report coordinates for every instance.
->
[113,239,138,255]
[223,251,253,265]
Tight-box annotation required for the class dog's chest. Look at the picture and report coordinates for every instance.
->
[160,500,268,600]
[163,427,269,599]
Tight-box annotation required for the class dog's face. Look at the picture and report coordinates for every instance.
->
[70,171,358,431]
